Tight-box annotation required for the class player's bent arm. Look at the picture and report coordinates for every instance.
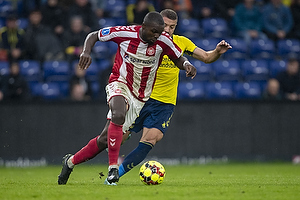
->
[82,31,99,54]
[192,40,232,64]
[192,47,221,64]
[78,31,99,70]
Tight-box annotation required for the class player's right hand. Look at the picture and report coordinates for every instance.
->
[184,62,197,79]
[78,52,92,70]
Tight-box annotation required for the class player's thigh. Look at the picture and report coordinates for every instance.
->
[140,127,163,145]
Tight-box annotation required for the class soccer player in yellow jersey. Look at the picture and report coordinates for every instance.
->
[58,9,231,185]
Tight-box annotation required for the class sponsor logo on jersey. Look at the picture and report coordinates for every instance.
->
[124,54,156,65]
[101,28,110,36]
[160,56,176,68]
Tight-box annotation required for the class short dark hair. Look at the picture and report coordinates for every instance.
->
[160,9,178,21]
[143,11,164,26]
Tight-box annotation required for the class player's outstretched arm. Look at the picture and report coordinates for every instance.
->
[173,56,197,79]
[192,40,232,64]
[78,31,99,70]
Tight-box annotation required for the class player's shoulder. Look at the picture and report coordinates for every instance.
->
[114,25,140,31]
[173,34,196,48]
[156,32,176,47]
[173,34,192,42]
[101,25,139,33]
[99,25,140,37]
[160,31,173,40]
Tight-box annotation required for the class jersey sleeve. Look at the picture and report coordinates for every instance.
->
[181,36,197,57]
[98,27,114,42]
[97,26,138,43]
[159,33,182,61]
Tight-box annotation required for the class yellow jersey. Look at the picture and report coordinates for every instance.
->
[150,34,197,105]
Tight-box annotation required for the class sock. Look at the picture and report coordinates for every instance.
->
[67,156,75,168]
[72,136,100,165]
[119,141,153,177]
[108,165,119,170]
[107,121,123,166]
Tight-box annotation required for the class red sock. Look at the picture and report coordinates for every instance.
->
[107,121,123,165]
[72,136,100,165]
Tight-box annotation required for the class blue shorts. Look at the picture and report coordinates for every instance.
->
[129,98,175,134]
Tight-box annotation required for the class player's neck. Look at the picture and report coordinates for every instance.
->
[139,28,146,43]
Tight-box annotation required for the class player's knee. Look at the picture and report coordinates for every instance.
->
[111,111,125,125]
[142,135,163,146]
[154,135,163,144]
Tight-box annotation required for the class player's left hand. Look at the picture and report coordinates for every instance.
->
[216,40,232,54]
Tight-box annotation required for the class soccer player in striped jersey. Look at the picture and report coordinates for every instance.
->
[113,9,232,182]
[58,11,197,185]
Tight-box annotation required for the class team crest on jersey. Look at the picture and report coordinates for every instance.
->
[146,47,155,56]
[101,28,110,36]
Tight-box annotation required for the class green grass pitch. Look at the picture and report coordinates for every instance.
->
[0,163,299,200]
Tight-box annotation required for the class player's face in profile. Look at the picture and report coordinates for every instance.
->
[141,23,164,44]
[163,17,177,37]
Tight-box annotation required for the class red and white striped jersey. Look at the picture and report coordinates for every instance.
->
[98,25,182,102]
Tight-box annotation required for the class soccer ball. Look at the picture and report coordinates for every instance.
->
[139,160,166,185]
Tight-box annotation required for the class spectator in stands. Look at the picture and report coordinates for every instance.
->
[23,9,64,62]
[262,78,282,100]
[68,0,98,33]
[1,61,31,101]
[157,0,193,18]
[70,83,89,101]
[233,0,268,45]
[69,65,92,101]
[58,0,74,11]
[126,0,155,25]
[191,0,216,19]
[90,0,106,19]
[158,0,175,11]
[173,0,193,19]
[276,57,300,101]
[0,14,25,62]
[289,0,300,39]
[41,0,65,40]
[282,0,293,6]
[22,0,43,17]
[214,0,242,22]
[63,16,88,62]
[262,0,293,41]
